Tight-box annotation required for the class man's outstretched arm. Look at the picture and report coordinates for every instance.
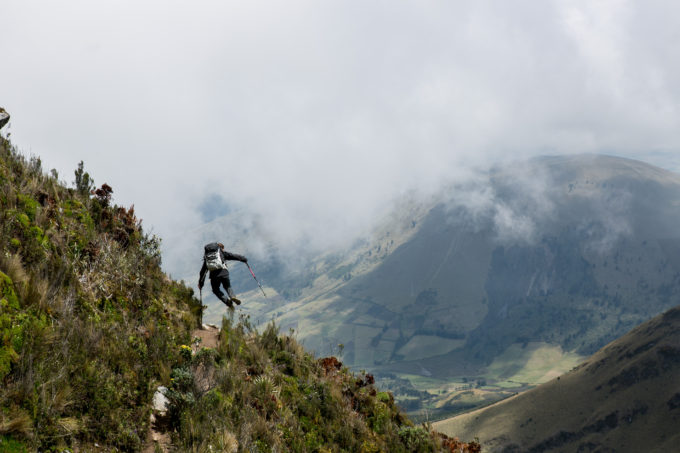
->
[222,250,247,263]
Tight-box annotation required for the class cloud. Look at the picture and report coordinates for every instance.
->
[2,1,680,271]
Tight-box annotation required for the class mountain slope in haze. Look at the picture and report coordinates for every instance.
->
[232,156,680,363]
[168,154,680,415]
[326,155,680,369]
[433,304,680,453]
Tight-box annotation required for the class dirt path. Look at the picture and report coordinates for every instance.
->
[142,325,221,452]
[192,323,221,351]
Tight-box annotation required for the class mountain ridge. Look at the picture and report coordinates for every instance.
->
[433,303,680,452]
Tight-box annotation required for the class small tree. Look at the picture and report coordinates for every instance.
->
[73,160,94,196]
[93,183,113,208]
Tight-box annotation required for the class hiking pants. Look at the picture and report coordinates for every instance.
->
[211,274,235,303]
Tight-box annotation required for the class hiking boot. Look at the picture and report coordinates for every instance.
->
[223,299,234,309]
[231,297,241,305]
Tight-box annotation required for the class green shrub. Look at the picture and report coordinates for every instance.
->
[15,213,29,228]
[0,272,22,381]
[0,435,29,453]
[16,194,38,222]
[0,272,19,309]
[61,200,95,232]
[398,426,436,452]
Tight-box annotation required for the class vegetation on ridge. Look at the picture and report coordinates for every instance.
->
[0,135,480,451]
[164,315,479,452]
[0,137,200,450]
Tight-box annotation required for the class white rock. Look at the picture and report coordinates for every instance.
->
[153,386,169,415]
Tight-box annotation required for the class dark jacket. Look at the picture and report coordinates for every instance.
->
[199,248,247,288]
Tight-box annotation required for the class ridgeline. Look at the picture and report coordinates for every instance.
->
[434,305,680,452]
[0,118,479,452]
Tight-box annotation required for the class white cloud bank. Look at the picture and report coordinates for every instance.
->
[1,0,680,265]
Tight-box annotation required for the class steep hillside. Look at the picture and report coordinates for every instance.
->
[0,129,200,450]
[157,314,480,453]
[0,121,478,452]
[433,304,680,452]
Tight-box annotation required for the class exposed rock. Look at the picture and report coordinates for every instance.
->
[193,362,217,393]
[152,386,169,415]
[0,108,9,130]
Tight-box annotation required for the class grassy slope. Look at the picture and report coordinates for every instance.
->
[0,137,200,451]
[0,135,480,452]
[164,314,482,453]
[433,305,680,452]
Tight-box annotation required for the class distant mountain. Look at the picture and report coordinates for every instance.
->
[169,154,680,414]
[433,304,680,452]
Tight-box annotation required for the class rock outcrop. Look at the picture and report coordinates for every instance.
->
[0,107,9,130]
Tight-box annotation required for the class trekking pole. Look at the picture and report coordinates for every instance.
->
[199,287,203,327]
[246,263,267,298]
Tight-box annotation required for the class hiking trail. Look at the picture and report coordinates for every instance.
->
[143,324,221,453]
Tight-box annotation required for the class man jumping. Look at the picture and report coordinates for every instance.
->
[198,242,248,309]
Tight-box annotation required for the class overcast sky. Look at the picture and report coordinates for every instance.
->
[2,1,680,268]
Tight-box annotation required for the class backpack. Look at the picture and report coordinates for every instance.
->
[204,242,227,271]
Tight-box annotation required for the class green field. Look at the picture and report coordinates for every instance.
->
[484,341,584,386]
[373,341,585,421]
